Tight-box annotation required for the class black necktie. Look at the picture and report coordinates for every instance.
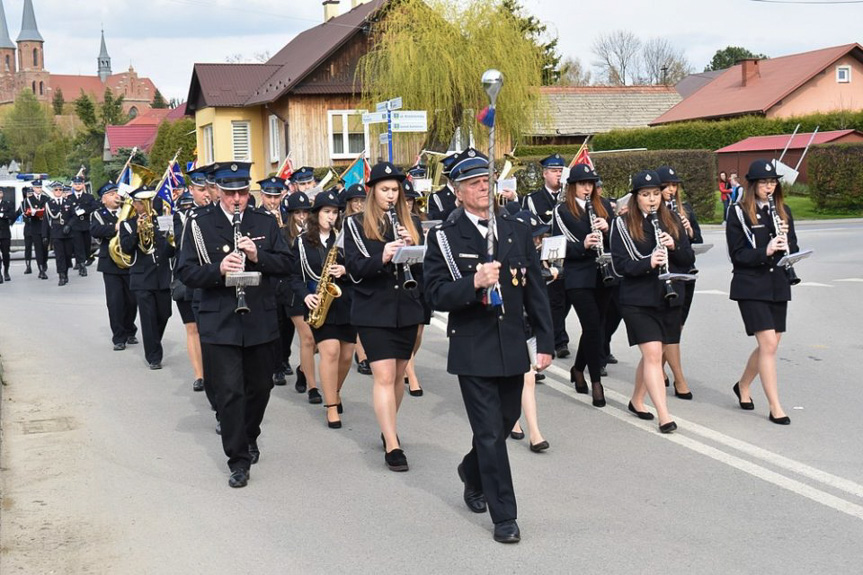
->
[478,219,489,227]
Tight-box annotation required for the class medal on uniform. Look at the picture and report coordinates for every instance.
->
[510,266,518,286]
[521,267,527,286]
[223,244,230,253]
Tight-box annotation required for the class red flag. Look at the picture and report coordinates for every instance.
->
[570,145,594,170]
[276,156,294,181]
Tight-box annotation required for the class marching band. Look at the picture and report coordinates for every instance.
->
[1,151,806,543]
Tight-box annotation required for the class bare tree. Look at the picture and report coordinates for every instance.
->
[224,51,272,64]
[640,38,692,85]
[557,56,592,86]
[591,30,641,86]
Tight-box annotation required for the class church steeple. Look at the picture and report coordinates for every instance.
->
[98,28,111,82]
[0,0,16,49]
[17,0,43,42]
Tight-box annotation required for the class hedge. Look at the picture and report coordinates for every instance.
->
[808,143,863,210]
[591,110,863,152]
[508,150,717,222]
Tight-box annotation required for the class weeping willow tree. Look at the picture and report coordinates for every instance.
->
[357,0,548,154]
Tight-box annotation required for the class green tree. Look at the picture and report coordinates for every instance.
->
[358,0,547,151]
[149,118,197,173]
[74,91,98,131]
[499,0,561,85]
[101,88,127,126]
[3,89,54,171]
[52,88,65,115]
[705,46,768,72]
[103,147,149,183]
[152,89,168,109]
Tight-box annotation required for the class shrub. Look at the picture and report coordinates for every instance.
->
[808,143,863,210]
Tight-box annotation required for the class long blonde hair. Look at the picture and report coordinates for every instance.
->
[362,181,420,245]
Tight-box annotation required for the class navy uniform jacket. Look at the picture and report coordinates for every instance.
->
[423,211,554,377]
[726,203,798,303]
[551,198,615,290]
[45,197,74,239]
[524,186,561,226]
[90,207,129,275]
[610,214,694,308]
[176,205,291,347]
[68,192,99,232]
[0,199,18,239]
[344,212,425,328]
[25,195,48,234]
[119,216,174,291]
[289,230,352,326]
[428,184,457,222]
[669,202,702,275]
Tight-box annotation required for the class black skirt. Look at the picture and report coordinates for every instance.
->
[312,323,358,344]
[620,305,682,346]
[176,299,196,324]
[737,300,787,336]
[357,325,418,362]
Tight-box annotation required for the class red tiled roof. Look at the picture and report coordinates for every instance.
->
[126,108,172,126]
[166,103,188,119]
[652,43,863,125]
[716,130,863,153]
[105,125,159,155]
[50,72,158,103]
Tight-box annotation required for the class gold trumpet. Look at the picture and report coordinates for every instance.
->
[108,196,137,269]
[136,191,159,255]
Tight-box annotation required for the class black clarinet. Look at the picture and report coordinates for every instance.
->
[232,205,250,315]
[649,208,677,301]
[669,197,698,275]
[585,199,615,285]
[387,202,417,290]
[767,195,800,286]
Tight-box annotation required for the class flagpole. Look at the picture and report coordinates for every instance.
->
[114,146,139,192]
[482,69,504,311]
[152,148,182,214]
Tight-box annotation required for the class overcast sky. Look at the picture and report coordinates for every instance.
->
[6,0,862,101]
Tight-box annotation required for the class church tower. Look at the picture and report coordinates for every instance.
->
[0,0,16,76]
[98,28,111,82]
[16,0,49,100]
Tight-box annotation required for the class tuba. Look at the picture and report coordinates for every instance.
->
[108,196,137,269]
[135,191,158,256]
[306,233,343,329]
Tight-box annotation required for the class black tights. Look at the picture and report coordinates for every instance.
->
[566,287,612,383]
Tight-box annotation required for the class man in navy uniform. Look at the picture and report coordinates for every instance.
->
[290,166,317,194]
[120,186,174,369]
[19,186,34,275]
[45,182,75,286]
[177,162,292,488]
[428,153,458,221]
[90,182,139,350]
[424,148,553,544]
[0,188,16,283]
[68,175,99,276]
[24,180,50,279]
[524,153,570,357]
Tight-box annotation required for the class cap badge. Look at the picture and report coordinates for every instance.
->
[645,174,652,181]
[300,196,307,203]
[765,164,772,172]
[468,149,476,157]
[583,166,589,172]
[554,154,561,159]
[231,164,238,171]
[384,165,392,174]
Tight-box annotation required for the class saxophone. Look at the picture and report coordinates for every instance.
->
[306,234,343,329]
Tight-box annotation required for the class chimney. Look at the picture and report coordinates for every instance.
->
[323,0,340,21]
[741,58,760,86]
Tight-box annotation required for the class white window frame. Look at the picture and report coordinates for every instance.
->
[231,120,251,162]
[268,115,281,164]
[202,124,214,165]
[327,109,370,160]
[836,65,851,83]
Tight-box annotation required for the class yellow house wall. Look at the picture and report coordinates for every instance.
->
[769,56,863,118]
[194,106,267,184]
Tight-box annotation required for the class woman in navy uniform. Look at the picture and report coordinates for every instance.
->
[342,183,372,376]
[656,166,702,400]
[45,182,75,286]
[552,163,614,408]
[90,182,139,351]
[291,191,355,429]
[119,186,174,369]
[402,179,428,397]
[726,159,798,425]
[424,148,553,543]
[610,170,694,433]
[344,161,424,472]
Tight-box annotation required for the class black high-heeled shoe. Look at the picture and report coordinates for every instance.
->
[628,401,654,420]
[591,382,606,408]
[324,404,342,429]
[732,382,755,410]
[570,366,589,394]
[673,382,693,400]
[659,421,677,434]
[295,367,307,393]
[769,412,791,425]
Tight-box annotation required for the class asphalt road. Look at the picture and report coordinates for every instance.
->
[1,220,862,574]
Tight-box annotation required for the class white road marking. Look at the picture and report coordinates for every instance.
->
[694,289,729,295]
[835,278,863,283]
[796,282,834,288]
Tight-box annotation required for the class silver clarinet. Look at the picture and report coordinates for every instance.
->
[585,199,614,285]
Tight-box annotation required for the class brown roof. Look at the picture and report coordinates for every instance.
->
[652,43,863,125]
[245,0,386,105]
[50,72,157,103]
[186,64,281,111]
[531,86,682,136]
[675,70,724,99]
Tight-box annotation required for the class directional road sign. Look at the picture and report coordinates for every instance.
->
[390,111,427,133]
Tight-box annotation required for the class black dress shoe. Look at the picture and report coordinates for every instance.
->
[457,464,487,513]
[3,272,10,281]
[283,363,293,376]
[769,413,791,425]
[493,520,520,544]
[308,387,322,404]
[534,372,545,382]
[295,367,307,393]
[628,401,655,420]
[113,342,126,351]
[273,370,287,386]
[591,382,606,408]
[357,359,372,375]
[79,266,87,277]
[385,448,409,472]
[600,365,608,377]
[149,362,162,370]
[664,376,670,388]
[228,468,249,488]
[659,421,678,434]
[126,336,139,345]
[673,382,693,400]
[509,430,525,440]
[249,442,260,464]
[732,382,755,410]
[570,366,589,394]
[324,405,342,429]
[409,386,424,397]
[24,263,32,274]
[606,353,618,364]
[555,346,570,359]
[530,440,550,453]
[192,378,204,392]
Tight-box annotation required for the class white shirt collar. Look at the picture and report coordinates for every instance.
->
[545,185,560,196]
[220,205,242,223]
[464,210,497,238]
[575,197,586,209]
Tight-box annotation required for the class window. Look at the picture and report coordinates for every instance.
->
[4,55,9,72]
[202,124,214,165]
[231,121,251,162]
[32,48,38,68]
[328,110,369,160]
[39,81,43,95]
[128,106,138,119]
[836,65,851,83]
[31,81,35,93]
[268,115,281,164]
